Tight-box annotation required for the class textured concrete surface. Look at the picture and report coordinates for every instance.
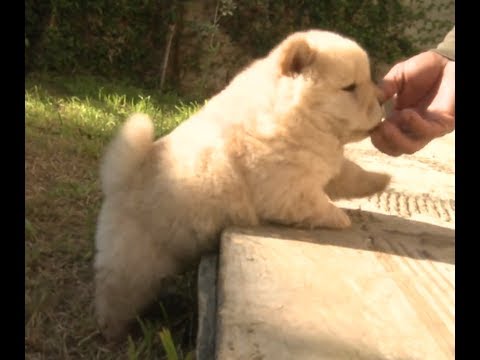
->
[198,132,455,359]
[338,132,455,229]
[216,223,454,360]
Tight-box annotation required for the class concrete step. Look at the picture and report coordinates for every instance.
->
[196,133,455,359]
[197,214,454,360]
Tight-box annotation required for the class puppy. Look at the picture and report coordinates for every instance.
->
[94,29,390,340]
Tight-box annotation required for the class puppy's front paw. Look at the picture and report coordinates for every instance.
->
[325,159,391,200]
[364,172,391,196]
[315,205,351,229]
[329,206,352,229]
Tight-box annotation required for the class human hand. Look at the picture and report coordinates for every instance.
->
[370,51,455,156]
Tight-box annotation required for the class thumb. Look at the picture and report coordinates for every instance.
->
[378,79,396,103]
[378,63,404,103]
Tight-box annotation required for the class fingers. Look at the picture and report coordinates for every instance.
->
[378,63,404,103]
[370,109,430,156]
[371,121,418,156]
[428,60,455,122]
[378,51,448,108]
[390,108,431,139]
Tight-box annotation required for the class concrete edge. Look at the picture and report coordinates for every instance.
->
[196,253,219,360]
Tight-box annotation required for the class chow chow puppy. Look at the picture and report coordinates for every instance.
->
[94,29,390,340]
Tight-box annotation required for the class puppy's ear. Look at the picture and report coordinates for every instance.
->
[278,36,315,76]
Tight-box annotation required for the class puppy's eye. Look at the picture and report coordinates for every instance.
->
[342,83,356,92]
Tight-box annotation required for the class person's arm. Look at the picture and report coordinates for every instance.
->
[431,26,455,61]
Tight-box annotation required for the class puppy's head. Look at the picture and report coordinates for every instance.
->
[271,30,384,144]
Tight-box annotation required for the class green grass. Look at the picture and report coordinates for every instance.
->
[25,72,200,359]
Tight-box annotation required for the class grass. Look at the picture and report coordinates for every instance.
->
[25,72,202,359]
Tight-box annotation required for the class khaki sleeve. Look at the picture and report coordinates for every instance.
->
[432,26,455,61]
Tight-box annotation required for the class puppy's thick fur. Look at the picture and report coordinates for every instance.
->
[94,30,390,340]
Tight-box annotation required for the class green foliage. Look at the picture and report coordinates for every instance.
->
[222,0,453,66]
[159,327,195,360]
[408,0,455,48]
[26,0,453,99]
[25,0,179,88]
[124,320,194,360]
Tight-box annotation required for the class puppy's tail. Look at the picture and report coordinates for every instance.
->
[100,113,154,195]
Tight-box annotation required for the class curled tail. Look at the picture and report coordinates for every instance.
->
[100,113,154,195]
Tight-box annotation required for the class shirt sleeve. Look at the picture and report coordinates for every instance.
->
[432,26,455,61]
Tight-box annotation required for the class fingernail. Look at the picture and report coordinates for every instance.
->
[383,99,394,118]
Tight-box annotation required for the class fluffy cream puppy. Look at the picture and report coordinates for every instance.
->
[94,29,390,340]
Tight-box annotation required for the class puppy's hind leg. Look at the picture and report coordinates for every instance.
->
[325,158,390,201]
[94,215,178,342]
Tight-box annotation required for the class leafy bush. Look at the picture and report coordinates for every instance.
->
[222,0,453,66]
[26,0,454,92]
[25,0,178,87]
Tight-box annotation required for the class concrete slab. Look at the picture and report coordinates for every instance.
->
[215,220,454,360]
[197,132,455,359]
